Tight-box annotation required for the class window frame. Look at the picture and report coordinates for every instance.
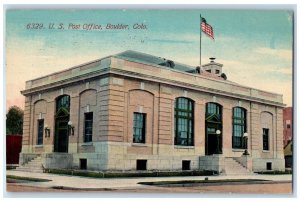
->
[84,112,93,143]
[263,128,269,151]
[133,112,146,144]
[232,107,247,149]
[174,97,194,146]
[37,119,44,145]
[56,95,70,112]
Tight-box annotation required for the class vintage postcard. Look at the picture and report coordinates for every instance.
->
[5,6,294,196]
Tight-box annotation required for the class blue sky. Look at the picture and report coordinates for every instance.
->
[6,9,293,109]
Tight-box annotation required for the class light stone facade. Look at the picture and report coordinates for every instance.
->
[20,51,285,172]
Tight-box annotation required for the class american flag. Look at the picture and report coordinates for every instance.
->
[201,17,214,40]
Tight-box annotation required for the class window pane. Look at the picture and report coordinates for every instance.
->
[174,98,194,146]
[84,112,93,142]
[133,113,146,143]
[232,107,247,149]
[263,128,269,150]
[56,95,70,112]
[37,119,44,145]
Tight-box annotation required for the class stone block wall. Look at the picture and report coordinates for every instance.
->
[20,56,285,172]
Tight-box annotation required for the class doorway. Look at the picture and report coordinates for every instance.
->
[206,123,222,155]
[54,118,69,152]
[205,102,223,155]
[54,95,70,153]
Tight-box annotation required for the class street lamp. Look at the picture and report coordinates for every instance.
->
[68,121,74,136]
[44,124,50,137]
[216,130,221,154]
[243,132,249,155]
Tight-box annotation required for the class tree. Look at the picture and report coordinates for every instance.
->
[6,106,24,135]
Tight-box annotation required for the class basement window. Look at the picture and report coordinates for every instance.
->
[182,160,191,170]
[136,160,147,170]
[266,162,272,170]
[80,159,87,170]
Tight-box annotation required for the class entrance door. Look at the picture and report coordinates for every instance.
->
[206,123,220,155]
[54,95,70,153]
[205,102,223,155]
[54,119,69,152]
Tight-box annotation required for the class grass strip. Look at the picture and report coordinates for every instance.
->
[138,179,269,186]
[6,175,51,182]
[47,169,215,178]
[255,170,292,175]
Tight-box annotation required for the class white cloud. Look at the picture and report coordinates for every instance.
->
[254,47,293,61]
[5,38,106,111]
[217,59,292,106]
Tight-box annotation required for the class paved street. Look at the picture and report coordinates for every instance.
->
[7,181,292,194]
[5,170,293,195]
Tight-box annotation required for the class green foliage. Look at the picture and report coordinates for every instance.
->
[255,170,292,175]
[6,175,51,182]
[47,169,214,178]
[138,179,268,186]
[6,106,24,135]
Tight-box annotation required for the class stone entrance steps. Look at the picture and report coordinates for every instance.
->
[224,157,252,175]
[16,156,44,173]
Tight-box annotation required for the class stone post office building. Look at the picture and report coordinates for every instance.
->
[19,50,285,173]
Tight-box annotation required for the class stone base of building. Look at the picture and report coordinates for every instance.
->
[18,151,285,172]
[252,158,285,172]
[42,153,73,169]
[18,141,285,172]
[199,155,225,173]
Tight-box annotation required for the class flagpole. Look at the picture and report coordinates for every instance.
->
[200,14,202,67]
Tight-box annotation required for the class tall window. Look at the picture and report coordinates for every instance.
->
[37,119,44,145]
[133,112,146,143]
[84,112,93,142]
[263,128,269,150]
[232,107,247,149]
[174,97,194,146]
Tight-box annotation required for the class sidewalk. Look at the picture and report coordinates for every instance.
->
[6,170,292,190]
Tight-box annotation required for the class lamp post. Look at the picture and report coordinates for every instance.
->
[243,132,249,155]
[216,129,221,154]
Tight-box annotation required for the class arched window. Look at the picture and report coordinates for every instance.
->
[232,107,247,149]
[174,97,194,146]
[56,95,70,112]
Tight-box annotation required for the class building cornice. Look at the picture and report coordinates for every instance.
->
[21,56,285,108]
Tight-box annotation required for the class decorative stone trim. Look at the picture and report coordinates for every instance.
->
[81,142,93,146]
[174,145,195,149]
[131,143,147,147]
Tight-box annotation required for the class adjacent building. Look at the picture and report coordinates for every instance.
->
[283,107,293,168]
[283,107,293,147]
[18,50,285,173]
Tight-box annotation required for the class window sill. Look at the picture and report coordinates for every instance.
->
[132,143,147,147]
[81,142,93,146]
[262,150,270,153]
[174,145,195,149]
[232,148,245,152]
[35,145,43,148]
